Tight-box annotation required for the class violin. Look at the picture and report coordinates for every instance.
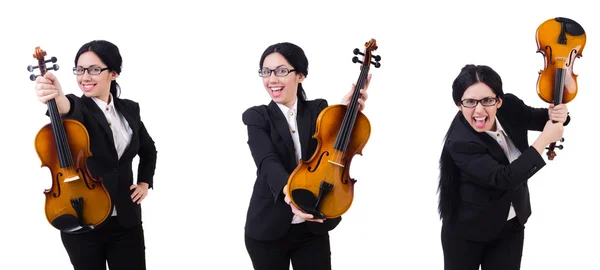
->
[28,47,112,234]
[286,39,381,219]
[535,17,586,160]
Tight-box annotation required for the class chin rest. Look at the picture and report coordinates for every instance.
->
[51,214,95,234]
[291,181,334,220]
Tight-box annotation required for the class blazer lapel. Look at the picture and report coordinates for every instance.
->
[297,100,312,160]
[478,133,510,165]
[82,96,115,147]
[267,101,296,162]
[497,114,525,152]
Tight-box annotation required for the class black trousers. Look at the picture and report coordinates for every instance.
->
[245,222,331,270]
[441,217,525,270]
[60,217,146,270]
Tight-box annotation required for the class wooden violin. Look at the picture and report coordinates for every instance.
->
[28,47,112,234]
[286,39,381,219]
[535,17,586,160]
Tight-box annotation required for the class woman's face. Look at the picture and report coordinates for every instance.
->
[260,52,304,109]
[458,82,503,132]
[75,51,118,103]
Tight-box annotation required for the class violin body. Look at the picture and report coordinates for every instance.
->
[28,47,111,234]
[536,17,586,105]
[287,105,371,219]
[535,17,586,160]
[35,120,112,233]
[286,39,380,219]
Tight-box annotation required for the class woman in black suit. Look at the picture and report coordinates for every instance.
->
[34,40,157,270]
[242,42,371,270]
[437,64,569,270]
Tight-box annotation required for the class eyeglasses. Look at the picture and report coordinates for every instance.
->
[258,66,296,77]
[73,66,109,75]
[460,97,499,108]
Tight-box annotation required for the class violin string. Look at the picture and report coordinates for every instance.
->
[56,102,72,168]
[333,64,368,164]
[341,62,369,158]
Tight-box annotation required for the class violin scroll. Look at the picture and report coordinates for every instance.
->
[27,47,59,81]
[352,39,381,68]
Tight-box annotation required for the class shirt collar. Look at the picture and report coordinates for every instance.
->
[276,98,298,117]
[91,93,115,111]
[485,116,508,137]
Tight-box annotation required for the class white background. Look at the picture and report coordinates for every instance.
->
[1,0,598,269]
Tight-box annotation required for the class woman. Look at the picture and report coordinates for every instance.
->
[437,64,569,270]
[242,42,370,270]
[34,40,157,270]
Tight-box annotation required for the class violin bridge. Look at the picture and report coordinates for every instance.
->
[64,176,81,183]
[327,160,345,167]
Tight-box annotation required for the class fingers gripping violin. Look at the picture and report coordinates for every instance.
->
[28,47,112,234]
[535,17,586,160]
[286,39,381,219]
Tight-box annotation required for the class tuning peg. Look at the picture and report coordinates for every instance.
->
[353,48,364,56]
[372,55,381,61]
[48,64,59,71]
[546,145,564,150]
[352,56,362,64]
[560,137,565,142]
[27,65,38,72]
[27,56,59,72]
[373,62,381,68]
[29,74,38,81]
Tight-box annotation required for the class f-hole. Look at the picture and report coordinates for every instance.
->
[78,168,95,190]
[53,172,63,198]
[308,151,329,172]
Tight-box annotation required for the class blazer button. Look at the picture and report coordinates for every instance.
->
[113,168,119,173]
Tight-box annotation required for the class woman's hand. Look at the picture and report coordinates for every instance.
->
[35,72,64,104]
[130,182,149,204]
[548,103,568,123]
[34,72,71,114]
[283,184,325,223]
[342,74,371,111]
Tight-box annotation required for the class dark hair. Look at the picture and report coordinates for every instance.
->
[437,113,461,221]
[259,42,308,101]
[74,40,123,98]
[451,64,504,106]
[437,64,505,222]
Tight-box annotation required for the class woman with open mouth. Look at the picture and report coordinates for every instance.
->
[436,64,569,270]
[242,42,371,270]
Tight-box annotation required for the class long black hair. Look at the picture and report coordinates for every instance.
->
[259,42,308,101]
[75,40,123,98]
[437,64,505,221]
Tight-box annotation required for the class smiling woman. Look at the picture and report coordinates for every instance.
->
[242,42,371,270]
[33,40,158,270]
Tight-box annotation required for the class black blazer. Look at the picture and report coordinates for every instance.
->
[441,93,570,242]
[242,98,342,241]
[53,94,157,229]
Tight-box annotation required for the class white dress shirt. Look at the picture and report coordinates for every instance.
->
[91,94,133,216]
[276,99,305,224]
[485,117,522,221]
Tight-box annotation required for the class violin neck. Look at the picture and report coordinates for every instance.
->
[46,96,74,169]
[333,65,370,152]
